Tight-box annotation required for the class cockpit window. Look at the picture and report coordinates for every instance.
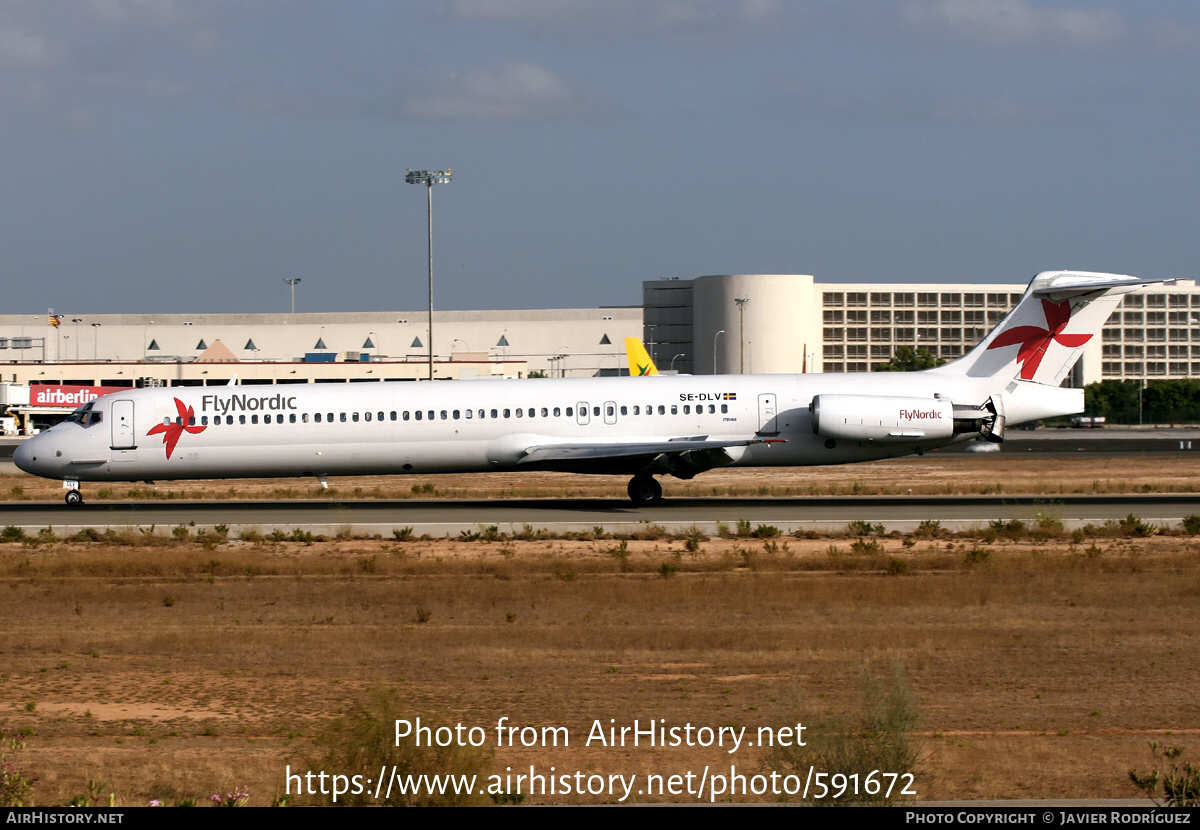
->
[65,401,103,428]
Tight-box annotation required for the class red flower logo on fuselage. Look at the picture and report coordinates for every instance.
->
[986,298,1092,380]
[147,398,206,459]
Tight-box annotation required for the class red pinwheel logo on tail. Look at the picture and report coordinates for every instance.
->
[147,398,206,459]
[986,298,1092,381]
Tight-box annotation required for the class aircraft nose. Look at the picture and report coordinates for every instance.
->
[14,435,57,477]
[13,438,38,474]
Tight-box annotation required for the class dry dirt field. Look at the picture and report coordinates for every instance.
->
[1,456,1199,806]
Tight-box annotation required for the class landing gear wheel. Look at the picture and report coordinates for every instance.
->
[64,490,83,507]
[627,475,662,506]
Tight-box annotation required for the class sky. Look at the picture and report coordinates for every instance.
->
[2,0,1199,314]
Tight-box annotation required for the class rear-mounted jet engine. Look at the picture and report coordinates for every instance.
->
[810,394,998,442]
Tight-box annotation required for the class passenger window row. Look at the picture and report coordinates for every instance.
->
[170,402,731,427]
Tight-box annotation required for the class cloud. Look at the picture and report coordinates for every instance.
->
[84,0,181,22]
[773,80,1068,128]
[0,0,225,131]
[1145,17,1200,53]
[77,0,223,55]
[895,0,1197,53]
[229,84,372,120]
[443,0,1198,55]
[899,0,1124,49]
[86,73,194,106]
[441,0,788,38]
[405,62,603,120]
[0,26,51,68]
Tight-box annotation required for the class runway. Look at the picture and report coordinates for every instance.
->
[2,431,1198,536]
[2,494,1198,537]
[931,427,1200,456]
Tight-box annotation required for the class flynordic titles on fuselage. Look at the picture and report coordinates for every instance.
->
[201,394,299,416]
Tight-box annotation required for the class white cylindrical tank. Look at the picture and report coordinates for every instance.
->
[693,274,817,375]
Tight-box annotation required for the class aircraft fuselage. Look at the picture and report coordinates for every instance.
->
[14,370,1032,485]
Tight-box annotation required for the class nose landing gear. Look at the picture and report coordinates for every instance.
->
[64,483,83,507]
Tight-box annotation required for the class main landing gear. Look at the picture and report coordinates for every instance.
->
[626,474,662,506]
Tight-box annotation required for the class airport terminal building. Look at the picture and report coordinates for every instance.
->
[643,274,1200,385]
[1,273,1197,430]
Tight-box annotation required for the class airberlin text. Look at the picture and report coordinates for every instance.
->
[201,394,299,416]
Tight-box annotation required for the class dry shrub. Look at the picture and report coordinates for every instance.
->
[0,730,36,807]
[771,664,920,805]
[1130,742,1200,807]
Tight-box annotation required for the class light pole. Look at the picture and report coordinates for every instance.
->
[91,323,100,361]
[712,330,725,375]
[283,278,301,314]
[48,309,59,363]
[734,298,749,373]
[406,168,452,380]
[671,354,685,372]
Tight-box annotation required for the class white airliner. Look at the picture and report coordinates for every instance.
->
[14,271,1157,507]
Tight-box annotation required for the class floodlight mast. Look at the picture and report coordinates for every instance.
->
[405,168,452,381]
[283,278,301,314]
[734,297,750,374]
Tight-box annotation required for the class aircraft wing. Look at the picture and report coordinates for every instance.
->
[519,435,780,464]
[515,436,782,475]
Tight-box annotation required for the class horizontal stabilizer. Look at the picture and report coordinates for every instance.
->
[1031,271,1168,297]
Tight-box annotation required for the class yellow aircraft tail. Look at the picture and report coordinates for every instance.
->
[625,338,659,376]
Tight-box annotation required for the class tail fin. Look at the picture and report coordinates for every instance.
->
[930,271,1154,385]
[625,338,659,376]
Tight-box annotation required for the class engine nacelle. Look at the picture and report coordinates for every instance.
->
[810,394,955,442]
